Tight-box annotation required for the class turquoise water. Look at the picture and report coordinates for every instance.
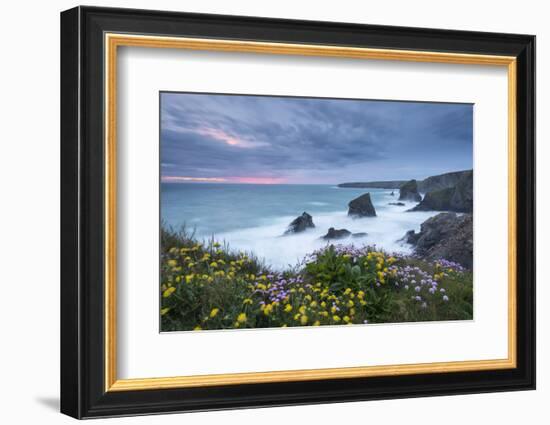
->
[161,183,438,269]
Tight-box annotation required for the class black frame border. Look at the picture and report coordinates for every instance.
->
[60,6,535,419]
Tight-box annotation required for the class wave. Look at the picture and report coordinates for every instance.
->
[216,204,439,270]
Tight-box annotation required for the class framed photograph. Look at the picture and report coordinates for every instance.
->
[60,6,535,419]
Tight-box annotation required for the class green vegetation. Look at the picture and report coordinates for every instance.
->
[160,226,473,332]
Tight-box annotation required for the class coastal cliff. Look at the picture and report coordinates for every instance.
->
[338,169,472,192]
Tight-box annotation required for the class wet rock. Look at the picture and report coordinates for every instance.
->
[322,227,352,240]
[399,180,422,202]
[402,212,473,268]
[348,193,376,217]
[284,212,314,234]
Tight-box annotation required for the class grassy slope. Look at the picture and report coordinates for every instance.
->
[160,226,473,332]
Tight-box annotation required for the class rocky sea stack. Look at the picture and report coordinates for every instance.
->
[410,171,473,213]
[402,212,473,268]
[399,179,422,202]
[348,193,376,217]
[284,212,315,234]
[322,228,351,240]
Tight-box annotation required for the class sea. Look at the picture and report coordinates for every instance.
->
[161,183,440,270]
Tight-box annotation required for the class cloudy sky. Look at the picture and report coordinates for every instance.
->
[160,92,472,184]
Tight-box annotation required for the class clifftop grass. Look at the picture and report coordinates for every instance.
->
[160,226,473,332]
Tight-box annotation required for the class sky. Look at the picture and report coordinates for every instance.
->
[160,92,473,185]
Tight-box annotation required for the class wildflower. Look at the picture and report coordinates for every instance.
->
[310,301,318,308]
[209,308,220,318]
[193,325,202,331]
[243,298,253,305]
[210,261,218,268]
[162,287,176,298]
[299,306,306,315]
[237,313,247,323]
[346,300,354,308]
[284,304,293,313]
[343,316,351,323]
[188,262,195,268]
[160,307,170,315]
[167,259,177,267]
[313,320,321,326]
[213,242,221,248]
[300,315,308,325]
[333,315,341,322]
[443,295,449,302]
[414,286,421,292]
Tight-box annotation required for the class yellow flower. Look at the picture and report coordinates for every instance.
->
[193,325,202,331]
[210,261,218,268]
[237,313,247,323]
[347,300,354,308]
[320,311,329,317]
[213,242,221,248]
[167,259,177,267]
[294,313,301,321]
[160,307,170,315]
[185,274,194,284]
[243,298,253,305]
[310,301,318,308]
[263,304,273,315]
[357,291,365,299]
[331,306,337,314]
[169,247,177,254]
[162,287,176,298]
[313,320,320,326]
[321,301,327,308]
[300,315,308,325]
[305,294,312,301]
[299,306,306,315]
[350,308,356,316]
[344,288,352,295]
[333,315,341,322]
[343,315,351,323]
[284,304,293,313]
[281,324,288,328]
[175,276,181,283]
[209,308,220,318]
[188,262,195,268]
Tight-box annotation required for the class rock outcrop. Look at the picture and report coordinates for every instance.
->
[352,232,368,238]
[284,212,314,234]
[399,180,422,202]
[402,212,473,268]
[348,193,376,217]
[388,202,405,206]
[322,228,351,240]
[410,171,472,213]
[417,170,472,193]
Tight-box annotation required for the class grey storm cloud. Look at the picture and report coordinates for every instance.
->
[160,92,472,184]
